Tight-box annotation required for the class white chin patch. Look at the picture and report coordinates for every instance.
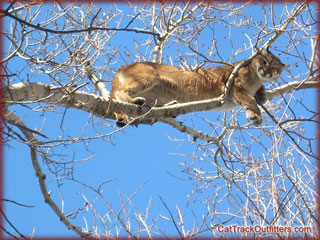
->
[265,73,271,78]
[260,76,272,82]
[258,71,272,82]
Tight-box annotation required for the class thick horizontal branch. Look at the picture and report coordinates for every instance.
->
[5,82,110,118]
[4,82,225,121]
[5,79,317,125]
[266,77,318,101]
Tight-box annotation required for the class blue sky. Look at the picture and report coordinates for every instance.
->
[3,2,317,238]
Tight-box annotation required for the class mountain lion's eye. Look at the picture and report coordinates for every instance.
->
[272,67,279,74]
[261,60,267,65]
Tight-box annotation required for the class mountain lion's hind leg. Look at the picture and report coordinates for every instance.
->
[113,87,146,106]
[111,76,151,127]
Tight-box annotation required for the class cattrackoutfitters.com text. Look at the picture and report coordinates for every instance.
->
[217,225,312,234]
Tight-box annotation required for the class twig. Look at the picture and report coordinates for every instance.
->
[213,149,271,226]
[259,103,316,160]
[5,0,16,11]
[159,196,183,238]
[125,12,141,29]
[160,117,220,143]
[0,225,20,240]
[70,178,138,239]
[90,8,102,28]
[6,116,48,139]
[0,199,34,208]
[273,156,320,227]
[0,208,29,239]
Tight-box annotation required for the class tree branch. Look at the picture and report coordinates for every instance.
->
[4,110,92,238]
[159,117,220,144]
[266,77,318,101]
[84,63,110,100]
[262,1,309,49]
[0,8,161,40]
[5,79,317,126]
[5,82,109,118]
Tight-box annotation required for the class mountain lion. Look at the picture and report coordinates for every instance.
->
[111,47,289,127]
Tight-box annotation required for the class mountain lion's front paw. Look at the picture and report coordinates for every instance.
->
[246,110,262,125]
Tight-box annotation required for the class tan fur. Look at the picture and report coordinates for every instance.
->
[111,47,289,127]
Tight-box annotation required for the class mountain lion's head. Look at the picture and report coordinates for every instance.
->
[253,47,290,82]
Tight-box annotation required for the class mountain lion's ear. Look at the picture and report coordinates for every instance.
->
[283,64,290,70]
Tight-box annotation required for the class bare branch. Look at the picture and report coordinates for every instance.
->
[5,79,317,126]
[5,82,109,118]
[5,110,92,238]
[266,78,318,101]
[1,7,161,40]
[160,117,220,143]
[262,1,309,48]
